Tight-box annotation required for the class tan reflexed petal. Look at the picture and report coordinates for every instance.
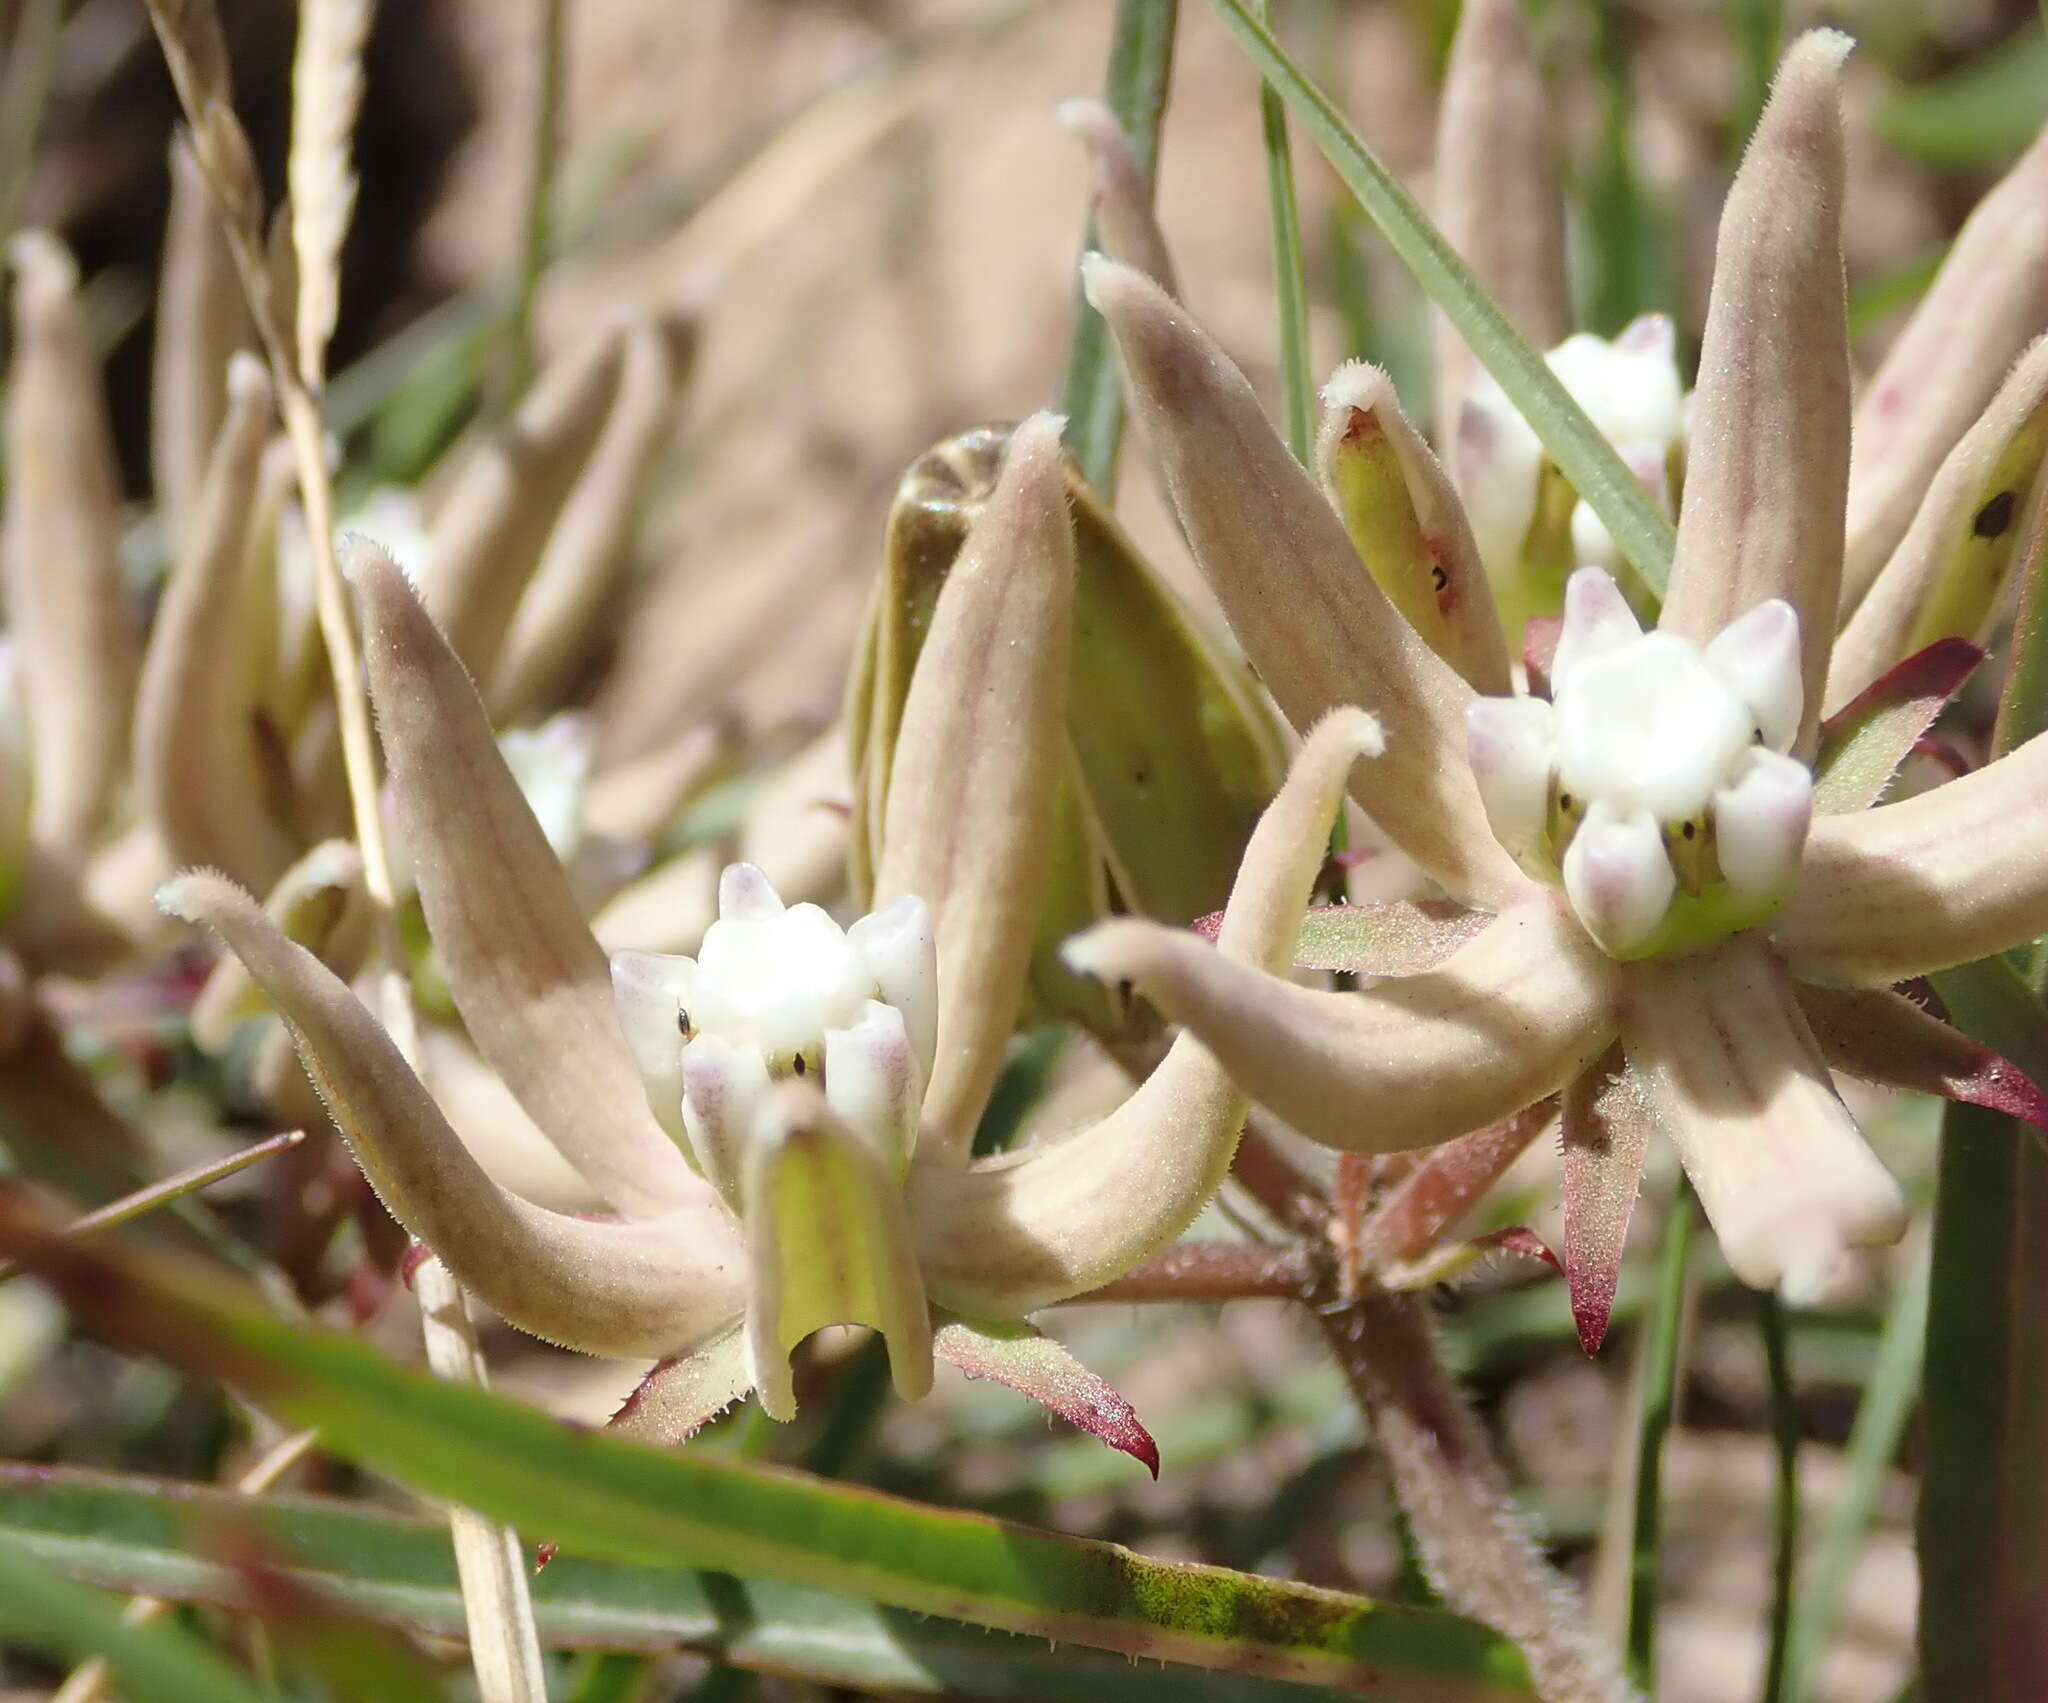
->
[1776,729,2048,985]
[1828,336,2048,711]
[134,354,297,889]
[911,712,1381,1315]
[1430,0,1570,434]
[348,539,709,1218]
[160,871,746,1358]
[1068,895,1618,1159]
[1661,31,1852,755]
[1085,256,1524,905]
[875,413,1073,1162]
[3,232,141,855]
[1844,120,2048,606]
[1057,96,1177,293]
[1624,937,1905,1302]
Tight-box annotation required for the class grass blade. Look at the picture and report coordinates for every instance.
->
[1254,0,1313,462]
[1199,0,1676,591]
[0,1532,266,1703]
[1057,0,1179,495]
[1781,1246,1927,1701]
[0,1203,1537,1699]
[1626,1190,1694,1691]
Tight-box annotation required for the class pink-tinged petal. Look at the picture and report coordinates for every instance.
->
[1843,121,2048,606]
[1356,1100,1557,1269]
[1810,636,1982,815]
[347,539,708,1219]
[1477,1227,1562,1274]
[1778,728,2048,985]
[874,413,1072,1164]
[1797,981,2048,1137]
[743,1081,932,1422]
[606,1329,753,1449]
[1561,801,1675,956]
[1560,1050,1652,1355]
[158,871,748,1358]
[1055,97,1177,294]
[1703,599,1803,754]
[1551,567,1642,695]
[1082,255,1527,908]
[1068,897,1620,1158]
[1623,938,1906,1304]
[1192,898,1490,977]
[932,1315,1159,1477]
[1430,0,1570,433]
[1832,336,2048,706]
[1713,749,1812,904]
[1522,616,1563,699]
[914,710,1382,1315]
[1661,32,1852,755]
[1466,695,1557,876]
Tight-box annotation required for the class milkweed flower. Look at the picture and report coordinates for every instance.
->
[162,415,1384,1455]
[1067,31,2048,1348]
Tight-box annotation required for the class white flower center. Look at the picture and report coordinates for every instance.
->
[609,863,938,1204]
[1466,568,1814,957]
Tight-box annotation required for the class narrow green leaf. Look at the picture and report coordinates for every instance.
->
[1876,22,2048,169]
[0,1465,1371,1702]
[1254,0,1314,461]
[1057,0,1179,495]
[1781,1246,1927,1702]
[1626,1191,1694,1692]
[1201,0,1676,590]
[0,1216,1537,1700]
[0,1530,267,1703]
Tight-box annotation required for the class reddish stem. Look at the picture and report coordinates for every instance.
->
[1072,1241,1318,1304]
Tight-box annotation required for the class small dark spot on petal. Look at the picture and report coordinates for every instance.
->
[1430,564,1449,592]
[792,1054,807,1077]
[676,1008,692,1037]
[1682,821,1696,840]
[1975,490,2018,539]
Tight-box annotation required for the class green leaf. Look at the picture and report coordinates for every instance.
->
[0,1529,266,1703]
[1876,23,2048,169]
[0,1211,1537,1700]
[1200,0,1676,592]
[1253,0,1314,461]
[0,1464,1381,1701]
[1057,0,1179,495]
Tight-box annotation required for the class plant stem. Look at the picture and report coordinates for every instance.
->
[1057,0,1178,496]
[1757,1291,1798,1703]
[1071,1241,1317,1303]
[1626,1189,1694,1692]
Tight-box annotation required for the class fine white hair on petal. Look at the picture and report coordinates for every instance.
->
[1551,568,1643,693]
[1714,748,1814,902]
[1562,800,1675,954]
[1465,695,1557,871]
[1704,599,1804,753]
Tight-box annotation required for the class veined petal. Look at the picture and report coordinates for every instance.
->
[346,538,709,1218]
[744,1081,932,1422]
[933,1315,1158,1475]
[1829,335,2048,710]
[1660,31,1852,756]
[159,871,747,1358]
[912,709,1382,1314]
[1083,255,1526,907]
[1067,894,1618,1159]
[1317,362,1510,693]
[1559,1048,1652,1355]
[134,353,297,891]
[875,412,1073,1163]
[1797,981,2048,1133]
[1843,120,2048,606]
[1777,729,2048,985]
[1624,937,1906,1303]
[3,232,139,855]
[1430,0,1569,435]
[1056,97,1176,293]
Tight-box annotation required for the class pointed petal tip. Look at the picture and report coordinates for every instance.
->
[1308,703,1388,762]
[155,867,247,926]
[1059,917,1155,983]
[1008,409,1070,467]
[225,349,272,404]
[1055,94,1117,143]
[1570,1283,1616,1357]
[1786,25,1856,75]
[1079,249,1146,311]
[1319,358,1395,416]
